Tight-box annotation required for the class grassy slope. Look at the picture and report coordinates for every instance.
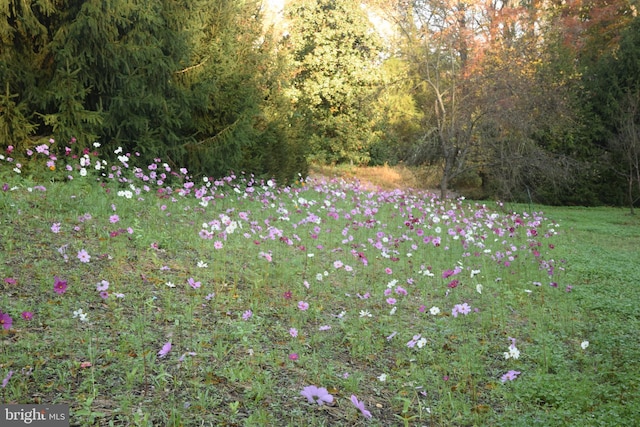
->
[501,204,640,426]
[1,164,639,426]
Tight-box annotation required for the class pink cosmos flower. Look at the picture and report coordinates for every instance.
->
[297,301,309,311]
[350,395,372,418]
[407,334,421,348]
[178,352,197,362]
[96,280,109,292]
[187,278,201,289]
[300,385,334,405]
[501,370,521,383]
[458,303,471,315]
[109,214,120,223]
[21,311,33,321]
[1,370,13,388]
[452,303,471,317]
[158,342,172,358]
[77,249,91,263]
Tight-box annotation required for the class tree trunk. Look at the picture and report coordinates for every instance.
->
[440,173,448,199]
[629,174,635,215]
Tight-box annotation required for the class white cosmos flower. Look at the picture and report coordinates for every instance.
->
[504,346,520,360]
[73,309,88,322]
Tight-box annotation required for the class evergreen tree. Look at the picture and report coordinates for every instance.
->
[1,0,308,182]
[285,0,384,165]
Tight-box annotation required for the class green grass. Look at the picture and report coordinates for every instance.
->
[1,147,639,426]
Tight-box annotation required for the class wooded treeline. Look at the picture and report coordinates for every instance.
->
[1,0,639,207]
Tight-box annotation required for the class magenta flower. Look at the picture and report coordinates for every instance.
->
[442,269,455,278]
[158,341,172,358]
[350,395,372,419]
[0,311,12,330]
[297,301,309,311]
[501,370,521,383]
[109,214,120,223]
[386,298,397,305]
[289,328,298,337]
[54,276,68,294]
[99,291,109,299]
[242,310,253,320]
[4,277,16,285]
[289,353,299,361]
[21,311,33,321]
[300,385,334,405]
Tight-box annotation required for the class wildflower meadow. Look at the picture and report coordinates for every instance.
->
[1,140,639,426]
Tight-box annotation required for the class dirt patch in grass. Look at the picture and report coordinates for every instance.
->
[307,163,460,198]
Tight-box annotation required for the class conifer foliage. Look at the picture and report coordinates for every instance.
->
[0,0,307,181]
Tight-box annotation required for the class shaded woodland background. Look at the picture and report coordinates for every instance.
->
[1,0,639,207]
